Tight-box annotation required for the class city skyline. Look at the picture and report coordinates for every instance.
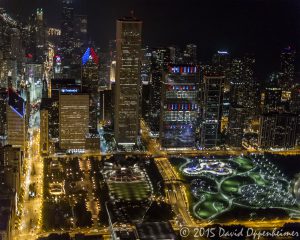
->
[2,0,300,78]
[1,1,300,239]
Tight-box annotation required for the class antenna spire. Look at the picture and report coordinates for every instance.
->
[130,10,135,18]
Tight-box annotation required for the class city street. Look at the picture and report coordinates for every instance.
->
[141,119,195,227]
[79,158,100,227]
[13,129,43,240]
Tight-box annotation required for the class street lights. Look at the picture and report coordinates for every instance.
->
[105,201,119,240]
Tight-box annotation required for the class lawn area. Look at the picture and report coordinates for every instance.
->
[194,193,228,219]
[248,172,269,186]
[233,156,254,172]
[108,181,151,201]
[221,176,255,196]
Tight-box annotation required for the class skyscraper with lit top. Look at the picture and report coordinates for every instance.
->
[160,65,200,148]
[82,47,100,132]
[7,88,25,149]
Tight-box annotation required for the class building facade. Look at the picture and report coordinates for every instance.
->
[227,105,246,148]
[114,16,142,145]
[82,47,100,132]
[259,113,297,149]
[59,94,89,151]
[160,65,199,148]
[201,75,224,148]
[7,89,25,149]
[280,47,296,90]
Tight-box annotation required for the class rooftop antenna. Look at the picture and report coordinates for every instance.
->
[130,10,135,19]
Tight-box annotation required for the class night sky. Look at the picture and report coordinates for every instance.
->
[2,0,300,79]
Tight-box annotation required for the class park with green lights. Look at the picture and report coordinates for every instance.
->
[170,155,300,221]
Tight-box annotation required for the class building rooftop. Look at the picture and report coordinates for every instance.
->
[0,199,12,231]
[135,222,177,240]
[118,13,141,22]
[0,210,10,231]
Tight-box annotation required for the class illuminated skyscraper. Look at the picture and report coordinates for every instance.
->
[291,85,300,114]
[61,0,75,62]
[82,47,100,132]
[74,15,88,48]
[264,86,283,113]
[108,40,117,87]
[201,75,224,148]
[212,51,231,72]
[160,65,200,148]
[229,55,258,117]
[25,63,43,102]
[212,51,231,130]
[100,89,113,124]
[291,85,300,145]
[168,45,181,64]
[26,8,47,63]
[114,16,142,146]
[227,105,246,148]
[147,47,173,134]
[40,78,81,154]
[99,51,111,89]
[147,49,164,133]
[0,88,7,146]
[59,93,89,151]
[280,47,296,89]
[141,46,152,84]
[151,48,171,70]
[259,113,297,149]
[7,89,25,149]
[149,68,162,134]
[48,78,81,142]
[183,44,197,64]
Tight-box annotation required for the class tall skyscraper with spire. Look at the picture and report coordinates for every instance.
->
[114,15,142,146]
[61,0,75,63]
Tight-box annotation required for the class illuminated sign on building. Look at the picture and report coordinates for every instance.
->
[61,89,79,93]
[217,51,229,55]
[169,66,198,74]
[168,85,196,91]
[82,47,99,65]
[167,103,198,111]
[55,55,61,64]
[8,88,25,118]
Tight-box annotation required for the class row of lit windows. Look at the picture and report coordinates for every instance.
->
[168,85,197,91]
[164,124,194,130]
[166,103,198,111]
[166,91,198,99]
[163,111,197,122]
[169,66,198,74]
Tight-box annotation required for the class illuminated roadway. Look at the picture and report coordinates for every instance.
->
[154,157,194,226]
[12,130,111,239]
[140,119,195,226]
[79,158,100,227]
[13,116,300,239]
[12,128,43,240]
